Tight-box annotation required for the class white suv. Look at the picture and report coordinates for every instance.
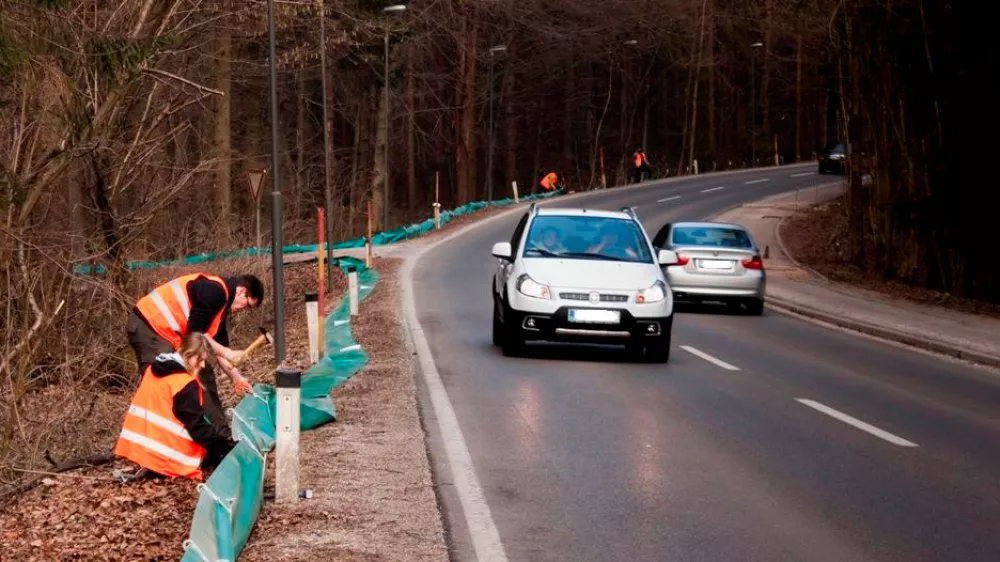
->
[491,205,680,362]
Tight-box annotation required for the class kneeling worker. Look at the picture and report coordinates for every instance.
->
[115,333,236,480]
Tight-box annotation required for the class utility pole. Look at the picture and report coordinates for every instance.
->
[318,0,334,290]
[486,44,507,204]
[267,0,286,363]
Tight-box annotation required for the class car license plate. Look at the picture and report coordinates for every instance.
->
[568,309,621,324]
[699,259,734,270]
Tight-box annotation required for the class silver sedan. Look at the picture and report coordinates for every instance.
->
[651,221,766,315]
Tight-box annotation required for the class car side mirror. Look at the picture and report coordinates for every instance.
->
[492,242,513,261]
[657,249,679,266]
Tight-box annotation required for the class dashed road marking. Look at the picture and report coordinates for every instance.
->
[701,186,725,193]
[745,178,771,185]
[680,345,741,371]
[795,398,919,448]
[790,172,815,178]
[657,195,682,203]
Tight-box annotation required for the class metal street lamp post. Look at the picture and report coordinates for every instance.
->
[382,4,406,231]
[486,44,506,204]
[267,0,286,363]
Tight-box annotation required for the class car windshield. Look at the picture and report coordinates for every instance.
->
[671,226,752,249]
[522,216,653,263]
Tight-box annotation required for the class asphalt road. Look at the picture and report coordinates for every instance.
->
[413,164,1000,562]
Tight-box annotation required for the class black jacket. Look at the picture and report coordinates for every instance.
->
[134,275,237,346]
[150,354,236,468]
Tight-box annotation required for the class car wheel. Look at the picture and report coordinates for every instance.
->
[745,298,765,316]
[501,296,524,357]
[645,318,673,363]
[492,298,503,347]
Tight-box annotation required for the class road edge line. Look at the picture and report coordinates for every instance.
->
[401,208,526,562]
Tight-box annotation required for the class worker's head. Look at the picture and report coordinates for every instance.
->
[178,332,210,373]
[232,275,265,313]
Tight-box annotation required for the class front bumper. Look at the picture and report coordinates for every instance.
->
[506,305,672,344]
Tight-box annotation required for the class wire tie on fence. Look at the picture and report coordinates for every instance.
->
[237,432,266,461]
[196,482,233,516]
[182,540,211,562]
[230,408,253,432]
[340,344,362,353]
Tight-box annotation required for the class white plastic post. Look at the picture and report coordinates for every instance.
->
[512,181,519,204]
[348,265,359,317]
[305,292,319,364]
[275,368,301,503]
[433,202,441,229]
[693,159,699,175]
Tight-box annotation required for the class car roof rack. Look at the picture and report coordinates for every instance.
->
[620,206,638,219]
[529,202,539,216]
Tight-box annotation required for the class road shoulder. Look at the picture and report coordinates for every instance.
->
[710,184,1000,369]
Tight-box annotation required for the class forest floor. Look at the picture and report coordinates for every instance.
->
[781,195,1000,319]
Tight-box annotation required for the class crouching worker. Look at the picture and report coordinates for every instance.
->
[114,332,236,480]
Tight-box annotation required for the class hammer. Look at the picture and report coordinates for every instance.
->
[232,327,274,366]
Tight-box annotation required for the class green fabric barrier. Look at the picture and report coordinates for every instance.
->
[73,190,562,275]
[180,257,378,562]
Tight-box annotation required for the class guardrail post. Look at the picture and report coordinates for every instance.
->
[366,200,373,268]
[433,202,441,229]
[305,292,319,364]
[512,181,519,204]
[348,265,359,317]
[275,367,301,503]
[693,159,699,175]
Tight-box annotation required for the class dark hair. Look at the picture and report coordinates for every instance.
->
[235,274,265,305]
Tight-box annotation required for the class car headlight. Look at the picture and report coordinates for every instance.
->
[636,280,667,304]
[516,274,551,300]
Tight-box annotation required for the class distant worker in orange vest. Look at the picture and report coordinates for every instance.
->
[539,171,564,192]
[127,273,263,427]
[115,332,237,480]
[632,148,652,184]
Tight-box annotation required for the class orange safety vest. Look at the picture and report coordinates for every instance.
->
[634,153,646,167]
[114,364,207,480]
[135,274,229,349]
[539,172,559,191]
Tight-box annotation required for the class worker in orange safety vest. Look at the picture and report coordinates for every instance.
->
[631,148,652,184]
[114,332,236,480]
[539,171,564,192]
[128,273,263,431]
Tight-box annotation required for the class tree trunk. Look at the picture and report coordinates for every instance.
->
[372,84,388,229]
[688,0,709,169]
[707,0,716,156]
[454,11,478,203]
[795,25,803,161]
[504,61,518,192]
[294,65,306,224]
[761,0,771,137]
[213,27,232,246]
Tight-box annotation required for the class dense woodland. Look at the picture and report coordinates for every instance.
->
[0,0,994,482]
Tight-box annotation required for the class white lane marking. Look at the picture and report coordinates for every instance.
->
[657,195,681,203]
[795,398,919,448]
[790,172,815,178]
[700,186,725,193]
[745,178,771,185]
[402,214,513,562]
[680,345,741,371]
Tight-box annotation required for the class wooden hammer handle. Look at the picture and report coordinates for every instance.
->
[232,333,268,366]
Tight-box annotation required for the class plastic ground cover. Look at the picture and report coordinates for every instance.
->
[180,257,378,562]
[75,190,562,276]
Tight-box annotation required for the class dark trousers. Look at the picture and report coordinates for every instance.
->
[632,165,651,183]
[126,311,230,434]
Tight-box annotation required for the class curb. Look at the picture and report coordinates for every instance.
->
[765,293,1000,370]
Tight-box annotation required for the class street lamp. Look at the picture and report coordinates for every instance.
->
[486,44,507,204]
[266,0,286,362]
[750,42,763,168]
[382,4,406,231]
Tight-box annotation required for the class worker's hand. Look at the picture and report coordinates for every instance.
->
[224,348,246,365]
[231,370,253,395]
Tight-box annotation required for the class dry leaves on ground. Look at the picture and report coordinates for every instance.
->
[242,257,448,562]
[782,197,1000,318]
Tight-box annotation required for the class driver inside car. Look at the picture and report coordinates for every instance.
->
[587,223,639,260]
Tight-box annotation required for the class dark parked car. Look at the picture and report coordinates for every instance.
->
[818,143,847,174]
